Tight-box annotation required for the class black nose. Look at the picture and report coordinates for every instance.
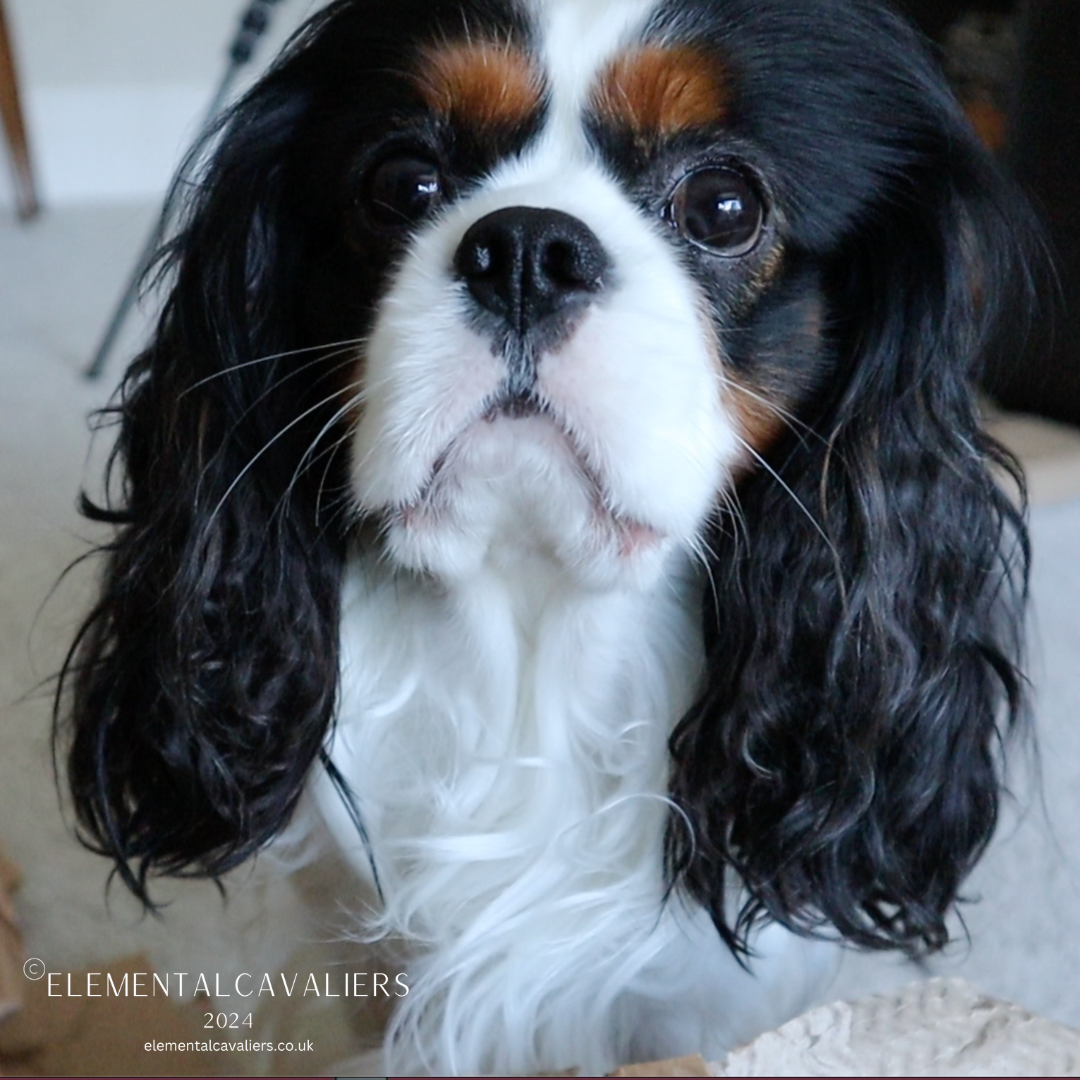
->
[454,207,609,337]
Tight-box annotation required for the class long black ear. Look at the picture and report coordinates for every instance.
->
[667,38,1036,955]
[55,46,353,903]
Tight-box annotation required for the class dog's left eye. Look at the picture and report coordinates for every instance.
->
[667,167,765,257]
[364,154,444,231]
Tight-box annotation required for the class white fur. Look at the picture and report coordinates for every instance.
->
[319,555,829,1075]
[320,0,832,1073]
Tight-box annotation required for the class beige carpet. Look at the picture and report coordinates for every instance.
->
[2,204,1079,1075]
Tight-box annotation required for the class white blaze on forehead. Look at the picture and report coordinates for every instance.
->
[479,0,663,212]
[529,0,662,149]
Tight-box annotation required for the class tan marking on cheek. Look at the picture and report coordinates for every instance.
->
[696,302,786,471]
[697,307,780,478]
[726,379,790,469]
[730,242,786,319]
[963,98,1006,152]
[593,45,728,137]
[724,288,824,475]
[749,243,785,295]
[414,42,543,131]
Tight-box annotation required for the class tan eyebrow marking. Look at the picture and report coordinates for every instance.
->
[592,45,729,137]
[413,41,544,131]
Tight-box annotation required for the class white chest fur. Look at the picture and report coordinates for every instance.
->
[317,551,826,1075]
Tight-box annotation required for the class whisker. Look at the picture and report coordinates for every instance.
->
[279,390,368,525]
[734,434,840,563]
[180,337,365,397]
[713,486,749,561]
[235,346,363,420]
[723,379,823,448]
[315,435,356,525]
[684,529,722,617]
[209,384,361,525]
[194,350,362,496]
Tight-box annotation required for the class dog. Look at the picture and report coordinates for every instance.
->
[59,0,1035,1073]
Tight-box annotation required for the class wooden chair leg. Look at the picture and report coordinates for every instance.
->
[0,0,39,220]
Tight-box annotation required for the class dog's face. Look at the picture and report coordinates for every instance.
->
[293,0,853,585]
[62,0,1033,962]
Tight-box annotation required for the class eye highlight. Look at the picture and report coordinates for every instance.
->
[364,154,444,231]
[667,167,765,257]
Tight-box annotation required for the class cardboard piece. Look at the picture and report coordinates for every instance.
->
[611,1053,711,1076]
[0,843,23,1027]
[532,1055,710,1078]
[714,978,1080,1078]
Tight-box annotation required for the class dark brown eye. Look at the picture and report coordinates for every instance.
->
[668,167,765,256]
[364,155,443,231]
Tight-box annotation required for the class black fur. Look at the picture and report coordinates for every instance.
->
[57,0,1035,973]
[661,0,1035,956]
[56,0,537,903]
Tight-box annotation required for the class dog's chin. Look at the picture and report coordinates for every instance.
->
[378,409,672,589]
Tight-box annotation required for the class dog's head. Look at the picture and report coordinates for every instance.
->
[60,0,1033,955]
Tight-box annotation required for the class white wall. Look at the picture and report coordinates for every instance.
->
[0,0,324,209]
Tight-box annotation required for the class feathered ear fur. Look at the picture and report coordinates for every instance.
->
[668,60,1035,955]
[55,45,353,902]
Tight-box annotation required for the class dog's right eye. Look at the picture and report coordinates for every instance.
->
[364,155,444,231]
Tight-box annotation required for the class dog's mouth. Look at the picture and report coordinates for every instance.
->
[392,390,666,559]
[486,390,544,422]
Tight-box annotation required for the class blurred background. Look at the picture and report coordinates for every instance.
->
[1,0,1079,1075]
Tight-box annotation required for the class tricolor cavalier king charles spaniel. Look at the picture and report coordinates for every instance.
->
[60,0,1035,1073]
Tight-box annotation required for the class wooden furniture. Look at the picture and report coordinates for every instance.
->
[0,0,39,220]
